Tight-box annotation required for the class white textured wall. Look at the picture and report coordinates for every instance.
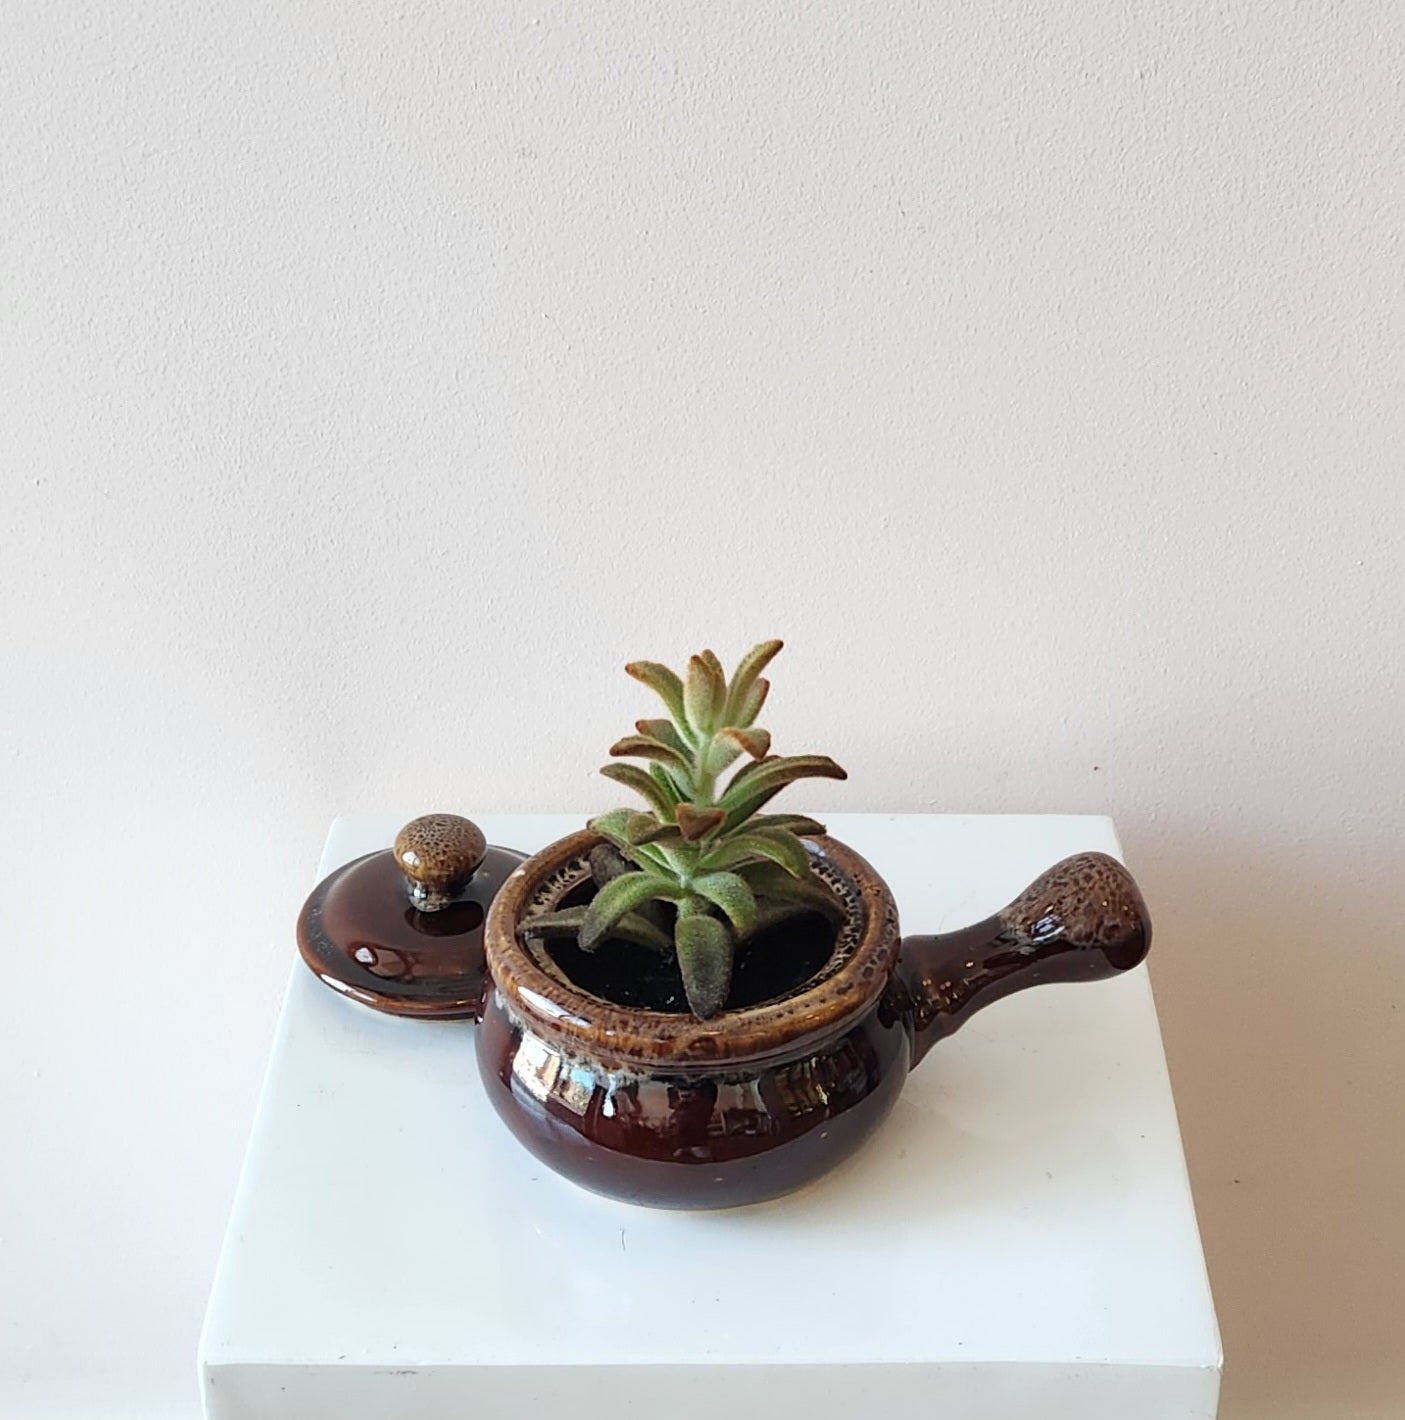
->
[2,3,1402,1416]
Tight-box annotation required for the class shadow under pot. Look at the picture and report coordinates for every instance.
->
[478,830,1150,1210]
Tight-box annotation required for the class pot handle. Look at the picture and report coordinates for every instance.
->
[896,852,1151,1068]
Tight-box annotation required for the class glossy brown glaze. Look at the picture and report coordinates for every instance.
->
[299,842,526,1018]
[895,852,1152,1065]
[393,813,488,911]
[474,838,1152,1208]
[477,987,910,1208]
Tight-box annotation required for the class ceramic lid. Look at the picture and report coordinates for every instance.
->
[296,813,527,1019]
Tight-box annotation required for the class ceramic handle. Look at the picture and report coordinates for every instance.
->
[897,852,1151,1068]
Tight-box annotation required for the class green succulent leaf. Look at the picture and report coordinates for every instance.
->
[699,827,812,879]
[683,654,724,737]
[723,753,839,798]
[523,905,672,953]
[719,754,848,828]
[699,648,726,681]
[720,786,795,831]
[704,734,744,778]
[623,811,681,846]
[723,640,784,724]
[691,871,757,932]
[609,910,674,951]
[721,726,771,759]
[587,807,637,850]
[598,763,678,818]
[609,735,693,775]
[647,762,686,809]
[719,753,776,796]
[674,803,726,841]
[741,813,827,837]
[662,763,696,801]
[651,836,698,879]
[588,843,633,886]
[581,872,687,951]
[674,912,735,1019]
[731,676,769,729]
[627,840,675,875]
[634,718,691,756]
[736,861,846,920]
[518,906,588,937]
[624,660,690,731]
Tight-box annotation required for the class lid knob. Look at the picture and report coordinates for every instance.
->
[393,814,487,912]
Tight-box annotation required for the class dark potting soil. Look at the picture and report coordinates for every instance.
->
[544,910,838,1014]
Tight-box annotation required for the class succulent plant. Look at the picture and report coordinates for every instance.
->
[524,640,848,1019]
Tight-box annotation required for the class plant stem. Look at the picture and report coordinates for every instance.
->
[691,731,718,804]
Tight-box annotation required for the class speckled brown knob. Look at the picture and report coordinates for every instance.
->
[393,814,488,911]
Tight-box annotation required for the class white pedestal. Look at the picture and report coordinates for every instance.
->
[199,814,1220,1420]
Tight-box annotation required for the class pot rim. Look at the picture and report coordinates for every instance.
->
[483,829,901,1070]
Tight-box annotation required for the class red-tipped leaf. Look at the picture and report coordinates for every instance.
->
[609,735,694,776]
[598,764,676,818]
[674,803,726,841]
[624,661,689,726]
[722,726,771,759]
[682,654,723,736]
[723,640,783,724]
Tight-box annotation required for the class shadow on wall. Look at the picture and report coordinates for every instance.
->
[1145,828,1404,1420]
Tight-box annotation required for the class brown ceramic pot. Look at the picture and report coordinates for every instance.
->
[478,830,1150,1209]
